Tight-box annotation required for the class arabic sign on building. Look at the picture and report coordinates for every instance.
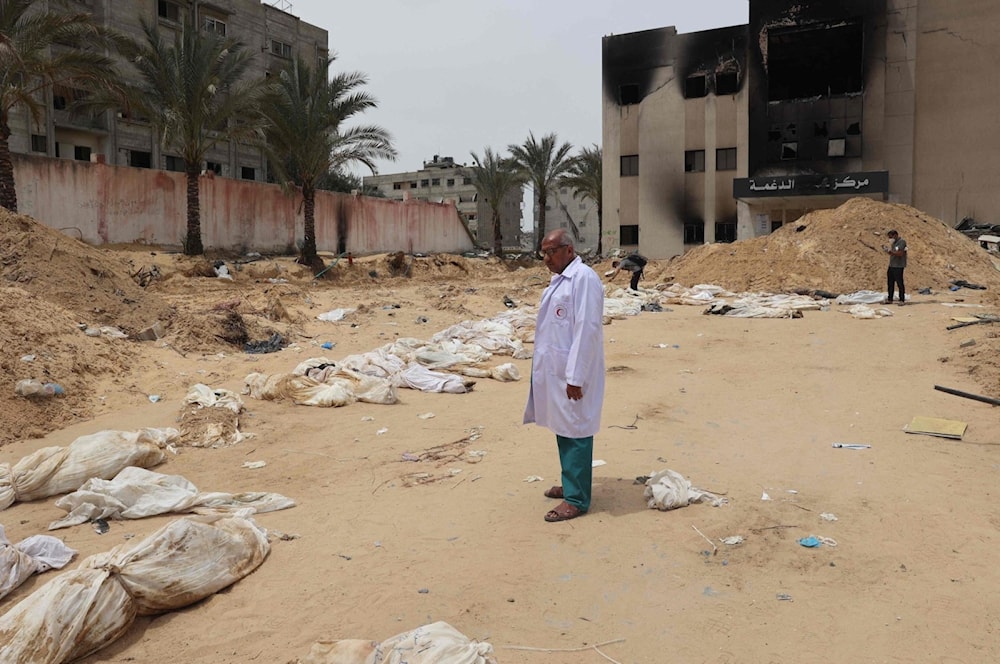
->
[733,171,889,199]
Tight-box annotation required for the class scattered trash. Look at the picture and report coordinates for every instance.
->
[361,416,375,422]
[934,384,1000,407]
[720,535,744,546]
[468,450,486,458]
[417,412,435,420]
[798,536,821,548]
[147,394,161,403]
[503,295,515,308]
[761,491,771,501]
[135,321,165,341]
[905,416,967,440]
[244,332,286,354]
[592,459,606,467]
[20,355,35,362]
[321,341,335,350]
[93,518,110,535]
[376,427,388,436]
[84,327,101,337]
[242,461,267,470]
[213,262,233,280]
[820,512,838,521]
[950,279,986,290]
[266,278,288,284]
[415,316,429,323]
[523,475,543,483]
[641,302,663,312]
[653,343,680,349]
[381,304,400,310]
[776,593,794,601]
[960,338,977,348]
[401,453,420,462]
[918,287,932,295]
[832,442,871,449]
[317,308,355,322]
[14,380,65,398]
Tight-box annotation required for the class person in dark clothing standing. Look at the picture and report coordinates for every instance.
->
[884,229,908,305]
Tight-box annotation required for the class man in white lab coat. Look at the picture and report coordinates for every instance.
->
[524,228,606,522]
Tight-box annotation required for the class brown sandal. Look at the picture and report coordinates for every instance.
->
[544,501,585,522]
[543,485,563,499]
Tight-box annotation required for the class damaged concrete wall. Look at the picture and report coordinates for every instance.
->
[12,155,474,254]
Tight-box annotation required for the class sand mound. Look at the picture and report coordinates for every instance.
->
[662,198,1000,298]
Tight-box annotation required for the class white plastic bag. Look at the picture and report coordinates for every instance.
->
[644,468,727,511]
[0,525,76,600]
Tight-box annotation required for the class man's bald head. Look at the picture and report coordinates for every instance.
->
[543,228,574,251]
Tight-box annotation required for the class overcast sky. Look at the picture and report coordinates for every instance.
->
[284,0,749,177]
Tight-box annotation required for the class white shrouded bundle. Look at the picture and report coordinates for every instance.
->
[0,525,76,601]
[297,621,497,664]
[0,428,177,511]
[0,515,269,664]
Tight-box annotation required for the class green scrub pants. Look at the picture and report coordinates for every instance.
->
[556,435,593,511]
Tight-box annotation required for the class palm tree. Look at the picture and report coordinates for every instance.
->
[508,132,574,253]
[0,0,125,212]
[263,56,395,270]
[560,144,604,255]
[123,18,270,255]
[467,148,523,256]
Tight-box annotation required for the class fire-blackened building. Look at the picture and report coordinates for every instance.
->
[602,1,999,258]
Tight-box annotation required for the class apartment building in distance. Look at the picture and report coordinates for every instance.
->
[602,0,1000,258]
[535,187,601,254]
[364,155,524,250]
[12,0,328,181]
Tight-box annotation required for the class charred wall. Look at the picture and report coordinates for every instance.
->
[747,0,887,176]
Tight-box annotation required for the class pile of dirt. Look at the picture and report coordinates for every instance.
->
[658,198,1000,300]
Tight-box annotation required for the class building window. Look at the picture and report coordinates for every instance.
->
[619,84,639,105]
[685,75,707,99]
[620,154,639,177]
[165,155,184,172]
[447,178,455,186]
[392,182,402,190]
[771,221,784,232]
[30,134,46,153]
[409,182,417,189]
[715,221,737,243]
[684,150,705,172]
[241,166,256,180]
[716,71,739,95]
[203,17,226,37]
[205,160,222,175]
[716,147,737,171]
[431,178,440,186]
[157,0,181,21]
[620,224,639,245]
[463,177,472,185]
[828,138,846,157]
[781,142,798,160]
[420,179,429,187]
[52,93,68,110]
[684,221,705,244]
[129,150,152,168]
[270,40,292,58]
[74,146,91,162]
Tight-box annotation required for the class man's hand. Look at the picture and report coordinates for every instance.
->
[566,384,583,400]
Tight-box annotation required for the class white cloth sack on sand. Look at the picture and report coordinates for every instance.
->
[0,525,76,601]
[644,468,727,511]
[244,366,398,407]
[298,621,497,664]
[48,466,295,530]
[0,428,177,511]
[834,290,887,305]
[839,303,894,319]
[184,383,244,413]
[0,515,269,664]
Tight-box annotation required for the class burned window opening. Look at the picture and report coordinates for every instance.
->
[685,75,707,99]
[716,71,739,95]
[766,22,864,102]
[781,142,798,160]
[619,84,639,105]
[847,122,861,135]
[684,221,705,244]
[715,221,737,243]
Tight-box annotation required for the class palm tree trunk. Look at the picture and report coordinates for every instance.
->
[492,210,503,256]
[0,119,18,212]
[535,190,547,253]
[300,183,317,264]
[184,164,204,255]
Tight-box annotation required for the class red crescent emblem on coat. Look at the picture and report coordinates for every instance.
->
[554,305,566,319]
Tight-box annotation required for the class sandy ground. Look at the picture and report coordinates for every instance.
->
[2,200,1000,663]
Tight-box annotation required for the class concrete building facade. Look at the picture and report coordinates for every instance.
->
[14,0,328,182]
[364,155,524,250]
[602,1,1000,259]
[536,187,601,255]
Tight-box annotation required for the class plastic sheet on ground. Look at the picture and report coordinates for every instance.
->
[0,515,268,664]
[0,428,177,511]
[707,292,826,318]
[48,466,295,530]
[317,308,355,322]
[839,303,894,319]
[0,525,76,601]
[297,621,497,664]
[179,384,247,448]
[834,290,887,305]
[659,283,736,305]
[644,468,727,511]
[244,363,398,407]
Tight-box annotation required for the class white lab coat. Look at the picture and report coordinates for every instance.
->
[523,256,605,438]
